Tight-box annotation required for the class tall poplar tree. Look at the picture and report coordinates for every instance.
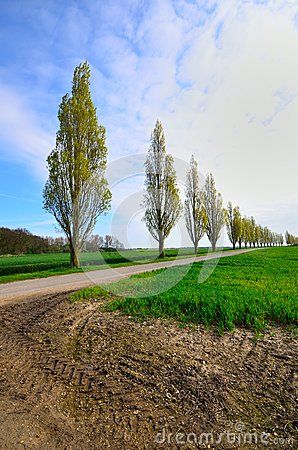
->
[143,120,182,258]
[242,217,250,248]
[43,62,111,268]
[184,156,207,254]
[248,217,256,247]
[203,173,225,252]
[226,202,242,250]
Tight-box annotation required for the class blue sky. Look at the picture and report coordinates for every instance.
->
[0,0,297,247]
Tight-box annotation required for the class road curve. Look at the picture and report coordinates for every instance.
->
[0,248,260,306]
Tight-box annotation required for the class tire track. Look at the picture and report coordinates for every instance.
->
[0,295,99,398]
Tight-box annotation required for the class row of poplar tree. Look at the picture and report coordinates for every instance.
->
[142,120,283,255]
[43,62,285,268]
[285,231,298,246]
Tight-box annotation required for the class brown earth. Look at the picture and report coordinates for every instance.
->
[0,293,296,449]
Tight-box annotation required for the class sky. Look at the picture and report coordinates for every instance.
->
[0,0,297,248]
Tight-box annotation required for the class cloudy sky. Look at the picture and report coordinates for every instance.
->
[0,0,297,248]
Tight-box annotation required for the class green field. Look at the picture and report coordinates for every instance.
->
[71,247,298,332]
[0,247,215,283]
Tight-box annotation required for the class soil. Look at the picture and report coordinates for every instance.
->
[0,293,296,449]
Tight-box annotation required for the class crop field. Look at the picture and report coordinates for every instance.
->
[72,246,298,332]
[0,247,214,283]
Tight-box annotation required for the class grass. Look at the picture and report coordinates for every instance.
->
[70,285,111,303]
[72,247,298,332]
[0,247,223,283]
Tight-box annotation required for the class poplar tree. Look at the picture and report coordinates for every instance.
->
[226,202,242,250]
[237,218,244,248]
[242,217,250,248]
[278,234,284,246]
[284,230,297,245]
[258,226,265,247]
[203,173,225,252]
[143,120,182,258]
[263,226,270,246]
[255,224,261,247]
[184,156,207,254]
[43,62,111,268]
[247,217,256,247]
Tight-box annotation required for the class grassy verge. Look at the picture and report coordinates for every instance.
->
[72,247,298,332]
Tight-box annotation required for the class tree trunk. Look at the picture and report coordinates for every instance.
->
[158,235,165,259]
[194,241,198,255]
[239,241,242,249]
[212,242,216,252]
[233,243,235,250]
[70,242,80,268]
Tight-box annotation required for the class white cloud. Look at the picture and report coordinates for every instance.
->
[173,1,298,211]
[0,83,54,176]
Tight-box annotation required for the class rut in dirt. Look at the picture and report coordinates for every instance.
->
[0,293,297,449]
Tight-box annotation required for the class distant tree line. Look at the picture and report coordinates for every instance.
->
[45,236,69,252]
[0,228,124,256]
[47,234,124,253]
[0,232,71,255]
[0,228,49,255]
[84,235,125,252]
[225,203,283,250]
[285,231,298,246]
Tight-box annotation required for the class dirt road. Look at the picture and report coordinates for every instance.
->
[0,248,259,305]
[0,293,296,449]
